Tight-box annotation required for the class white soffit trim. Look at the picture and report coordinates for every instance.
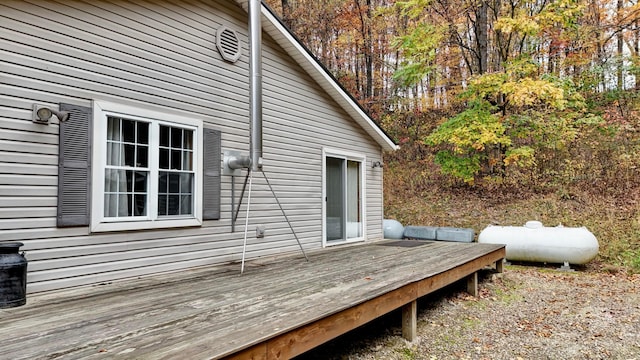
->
[234,0,399,151]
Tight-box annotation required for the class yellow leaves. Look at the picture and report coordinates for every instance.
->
[466,70,571,112]
[467,73,507,101]
[504,78,567,109]
[495,16,540,36]
[465,57,575,112]
[427,104,511,154]
[535,0,585,29]
[449,130,493,153]
[504,146,535,167]
[447,126,505,153]
[505,58,539,79]
[396,0,433,19]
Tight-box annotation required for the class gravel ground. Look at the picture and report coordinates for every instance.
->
[296,265,640,360]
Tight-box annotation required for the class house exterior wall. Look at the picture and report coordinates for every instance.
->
[0,0,385,293]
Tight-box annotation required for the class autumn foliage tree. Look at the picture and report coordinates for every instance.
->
[426,58,604,184]
[264,0,640,188]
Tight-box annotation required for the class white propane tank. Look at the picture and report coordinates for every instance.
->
[478,221,599,265]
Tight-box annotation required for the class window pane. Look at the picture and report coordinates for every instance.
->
[168,173,180,193]
[118,194,130,217]
[168,195,180,215]
[325,157,344,241]
[107,117,121,141]
[158,172,168,193]
[183,130,193,150]
[137,122,149,144]
[181,195,192,215]
[104,194,117,217]
[134,194,147,216]
[171,150,182,170]
[346,160,362,238]
[125,170,134,192]
[160,126,170,147]
[124,144,136,167]
[180,173,193,193]
[158,195,167,216]
[104,169,119,192]
[119,170,128,192]
[134,171,147,192]
[183,151,193,171]
[106,142,120,166]
[159,148,169,169]
[171,127,182,148]
[137,145,148,167]
[122,120,135,143]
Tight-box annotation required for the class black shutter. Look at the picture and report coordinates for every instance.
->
[57,103,92,227]
[203,128,221,220]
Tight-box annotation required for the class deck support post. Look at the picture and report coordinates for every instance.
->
[466,272,478,297]
[401,300,417,341]
[496,259,504,273]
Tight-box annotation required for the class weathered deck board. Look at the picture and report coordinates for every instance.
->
[0,240,504,359]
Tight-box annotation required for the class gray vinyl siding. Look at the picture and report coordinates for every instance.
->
[0,0,385,293]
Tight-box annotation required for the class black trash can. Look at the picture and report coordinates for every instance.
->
[0,242,27,308]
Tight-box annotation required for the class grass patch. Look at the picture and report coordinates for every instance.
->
[462,317,480,328]
[493,286,524,304]
[621,249,640,270]
[396,346,419,359]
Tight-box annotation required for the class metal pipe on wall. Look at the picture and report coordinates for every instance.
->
[241,0,263,273]
[240,0,308,271]
[249,0,263,172]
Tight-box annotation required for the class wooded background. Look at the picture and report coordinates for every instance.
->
[265,0,639,184]
[265,0,640,270]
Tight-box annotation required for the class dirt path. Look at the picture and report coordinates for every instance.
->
[297,265,640,359]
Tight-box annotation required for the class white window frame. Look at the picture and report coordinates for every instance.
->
[91,100,203,232]
[322,147,367,247]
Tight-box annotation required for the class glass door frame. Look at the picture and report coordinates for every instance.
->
[322,148,367,247]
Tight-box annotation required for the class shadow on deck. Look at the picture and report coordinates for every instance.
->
[0,240,505,360]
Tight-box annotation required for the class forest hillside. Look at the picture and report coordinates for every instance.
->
[264,0,640,271]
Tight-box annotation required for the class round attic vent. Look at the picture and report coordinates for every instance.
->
[216,26,241,63]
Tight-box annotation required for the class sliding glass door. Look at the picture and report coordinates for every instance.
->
[325,152,364,244]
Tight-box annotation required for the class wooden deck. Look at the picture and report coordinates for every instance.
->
[0,240,505,360]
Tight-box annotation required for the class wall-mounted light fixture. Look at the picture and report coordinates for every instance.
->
[32,104,70,124]
[372,161,384,168]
